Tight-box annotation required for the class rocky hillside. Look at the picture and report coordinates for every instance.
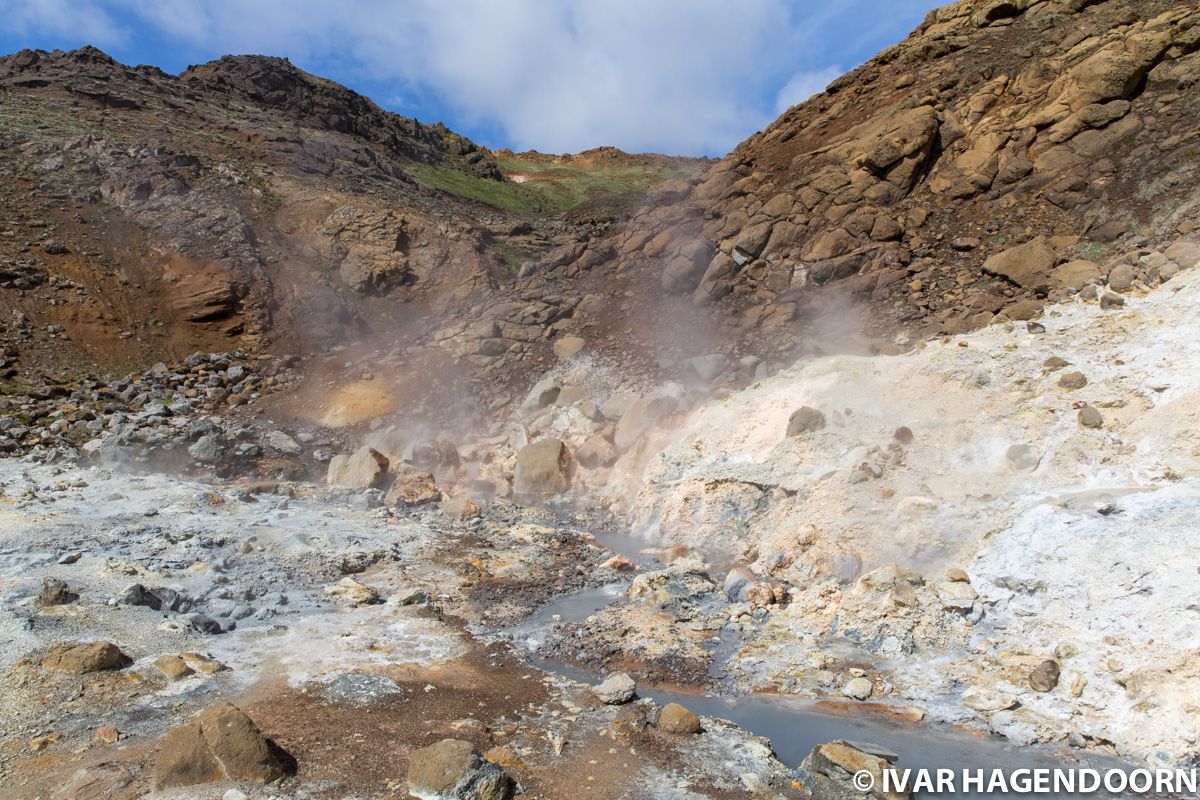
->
[0,46,702,389]
[540,0,1200,350]
[6,2,1200,798]
[5,1,1199,436]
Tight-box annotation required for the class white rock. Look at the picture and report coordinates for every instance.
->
[593,672,636,704]
[842,677,873,700]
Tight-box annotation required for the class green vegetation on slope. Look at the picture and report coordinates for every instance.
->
[407,154,705,215]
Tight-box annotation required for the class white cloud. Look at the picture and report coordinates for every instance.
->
[106,0,809,154]
[774,65,843,114]
[5,0,938,155]
[0,0,127,48]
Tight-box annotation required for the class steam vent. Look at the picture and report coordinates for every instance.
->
[3,1,1200,797]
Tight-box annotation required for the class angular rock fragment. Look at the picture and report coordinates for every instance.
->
[512,439,572,499]
[155,702,289,788]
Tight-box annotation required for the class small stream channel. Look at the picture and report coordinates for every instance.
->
[503,533,1132,799]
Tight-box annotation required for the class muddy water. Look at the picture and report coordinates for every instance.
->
[509,581,1128,800]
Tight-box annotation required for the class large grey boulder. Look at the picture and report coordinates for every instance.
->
[661,240,716,294]
[786,406,826,436]
[519,377,560,414]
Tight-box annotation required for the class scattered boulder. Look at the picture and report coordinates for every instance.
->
[155,654,196,681]
[1029,660,1061,693]
[576,433,618,469]
[890,582,919,608]
[155,702,289,788]
[386,465,442,507]
[520,377,561,413]
[842,677,874,700]
[42,641,130,673]
[483,745,526,773]
[723,565,757,601]
[38,576,77,606]
[656,703,702,734]
[936,580,978,612]
[327,446,390,489]
[1107,263,1135,292]
[600,554,635,572]
[180,652,228,675]
[553,385,589,407]
[265,430,301,455]
[786,406,826,436]
[442,494,482,520]
[1005,444,1041,471]
[593,672,636,705]
[552,336,586,360]
[1003,299,1043,321]
[407,739,513,800]
[801,741,911,800]
[1058,371,1087,390]
[609,704,652,741]
[1164,240,1200,270]
[661,240,716,294]
[324,577,382,606]
[512,439,572,498]
[1077,404,1104,429]
[745,582,785,608]
[981,237,1056,290]
[1091,221,1127,242]
[1051,259,1101,289]
[119,583,189,613]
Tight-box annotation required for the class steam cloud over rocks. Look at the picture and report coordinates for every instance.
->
[2,0,1200,797]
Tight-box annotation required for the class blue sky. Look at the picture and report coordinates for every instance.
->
[0,1,938,156]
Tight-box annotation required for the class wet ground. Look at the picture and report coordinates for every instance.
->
[0,457,1145,798]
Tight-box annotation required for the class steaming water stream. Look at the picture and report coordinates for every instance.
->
[506,551,1131,800]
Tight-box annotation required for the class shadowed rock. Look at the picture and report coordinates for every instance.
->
[155,702,292,788]
[42,641,130,673]
[407,738,513,800]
